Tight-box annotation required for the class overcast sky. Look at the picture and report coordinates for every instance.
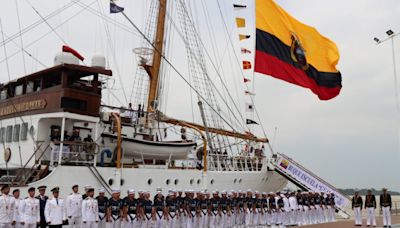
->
[0,0,399,191]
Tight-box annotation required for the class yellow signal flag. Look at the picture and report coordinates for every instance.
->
[239,34,251,41]
[236,17,246,28]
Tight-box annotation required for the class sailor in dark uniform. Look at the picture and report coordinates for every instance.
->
[96,187,108,228]
[229,191,238,226]
[165,190,178,228]
[261,192,269,226]
[176,189,185,227]
[302,192,311,225]
[122,189,139,228]
[106,189,123,228]
[185,190,198,228]
[269,193,277,226]
[36,185,48,228]
[380,188,392,228]
[321,192,328,223]
[276,193,285,226]
[365,189,377,227]
[244,190,254,226]
[253,191,263,225]
[309,192,316,224]
[296,191,304,225]
[219,191,230,227]
[140,191,154,228]
[209,191,221,228]
[237,191,245,225]
[197,191,209,227]
[153,190,166,227]
[328,193,336,222]
[351,191,363,226]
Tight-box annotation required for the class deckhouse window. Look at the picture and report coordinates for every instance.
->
[0,127,5,143]
[26,81,34,93]
[13,124,20,142]
[21,123,28,141]
[0,90,7,100]
[6,125,12,143]
[15,85,23,96]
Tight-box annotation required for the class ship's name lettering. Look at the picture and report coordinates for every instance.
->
[0,99,47,117]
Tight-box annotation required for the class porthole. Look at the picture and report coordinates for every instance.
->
[166,179,171,185]
[238,178,242,183]
[233,178,237,184]
[121,179,125,186]
[210,179,214,185]
[148,178,153,185]
[190,179,194,185]
[108,178,114,186]
[174,179,178,185]
[197,179,201,185]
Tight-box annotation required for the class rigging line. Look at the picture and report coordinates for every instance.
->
[96,0,128,105]
[15,0,27,74]
[0,18,11,81]
[2,32,47,68]
[120,11,239,133]
[0,0,97,66]
[174,1,248,132]
[25,0,67,44]
[0,0,77,48]
[74,1,141,37]
[215,0,270,144]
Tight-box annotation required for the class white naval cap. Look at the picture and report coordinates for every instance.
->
[98,187,106,193]
[84,185,91,190]
[112,189,121,194]
[221,190,227,194]
[128,189,135,194]
[247,189,252,192]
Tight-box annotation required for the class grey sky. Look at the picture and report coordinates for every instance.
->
[0,0,399,191]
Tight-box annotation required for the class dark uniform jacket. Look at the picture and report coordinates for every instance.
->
[380,193,392,209]
[36,195,48,227]
[351,195,363,209]
[364,194,376,209]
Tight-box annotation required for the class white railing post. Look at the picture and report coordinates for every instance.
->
[58,117,66,165]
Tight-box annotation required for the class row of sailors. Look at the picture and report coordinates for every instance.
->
[0,184,338,228]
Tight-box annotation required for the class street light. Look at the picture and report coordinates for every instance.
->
[374,29,400,111]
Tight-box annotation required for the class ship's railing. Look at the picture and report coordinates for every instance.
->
[206,154,265,172]
[49,141,98,166]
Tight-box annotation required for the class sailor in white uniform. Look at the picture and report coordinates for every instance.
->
[0,184,16,228]
[44,187,67,227]
[81,187,99,228]
[66,185,83,228]
[19,187,40,228]
[13,189,23,228]
[288,191,299,226]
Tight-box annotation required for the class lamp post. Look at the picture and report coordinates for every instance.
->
[374,29,400,111]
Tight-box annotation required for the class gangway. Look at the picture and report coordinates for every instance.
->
[270,153,351,219]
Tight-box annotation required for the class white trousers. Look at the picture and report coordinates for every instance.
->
[382,206,391,226]
[353,207,362,225]
[68,216,82,228]
[209,214,222,228]
[365,207,376,226]
[82,221,98,228]
[13,223,24,228]
[244,210,253,225]
[106,219,121,228]
[0,224,12,228]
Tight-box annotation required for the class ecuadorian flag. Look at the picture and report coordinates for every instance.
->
[255,0,342,100]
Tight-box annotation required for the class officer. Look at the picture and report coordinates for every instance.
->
[165,190,178,228]
[123,189,140,228]
[106,189,123,228]
[364,189,376,227]
[0,184,16,227]
[82,185,91,200]
[36,185,48,228]
[81,187,99,228]
[45,187,67,227]
[282,192,291,226]
[351,190,363,226]
[380,188,392,228]
[13,189,23,228]
[19,187,40,227]
[153,190,166,228]
[96,187,108,228]
[66,184,83,227]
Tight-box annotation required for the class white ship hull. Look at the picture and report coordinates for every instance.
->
[12,165,287,197]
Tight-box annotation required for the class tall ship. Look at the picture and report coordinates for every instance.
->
[0,0,290,196]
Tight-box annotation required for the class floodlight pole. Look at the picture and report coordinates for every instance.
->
[375,31,400,111]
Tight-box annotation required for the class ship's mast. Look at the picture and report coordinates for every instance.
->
[146,0,167,113]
